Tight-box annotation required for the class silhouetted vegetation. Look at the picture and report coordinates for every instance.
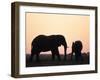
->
[26,53,89,67]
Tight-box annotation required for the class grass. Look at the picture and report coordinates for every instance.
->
[26,53,89,67]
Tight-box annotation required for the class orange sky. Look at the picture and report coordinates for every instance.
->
[25,13,90,54]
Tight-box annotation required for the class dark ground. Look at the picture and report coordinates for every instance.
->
[26,53,89,67]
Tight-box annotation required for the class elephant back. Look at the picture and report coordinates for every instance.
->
[32,35,49,46]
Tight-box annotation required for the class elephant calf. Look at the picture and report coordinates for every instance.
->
[71,40,83,62]
[30,35,67,62]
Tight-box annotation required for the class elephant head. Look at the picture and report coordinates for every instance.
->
[56,35,67,59]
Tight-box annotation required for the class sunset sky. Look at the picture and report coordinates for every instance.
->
[25,13,90,54]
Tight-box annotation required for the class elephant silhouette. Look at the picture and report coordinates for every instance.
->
[71,40,83,62]
[29,35,67,62]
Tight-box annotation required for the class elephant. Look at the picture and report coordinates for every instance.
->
[29,35,67,62]
[71,40,83,62]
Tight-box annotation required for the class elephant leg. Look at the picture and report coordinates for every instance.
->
[36,53,40,62]
[52,48,61,61]
[55,48,61,61]
[78,53,83,63]
[29,53,35,62]
[51,50,56,61]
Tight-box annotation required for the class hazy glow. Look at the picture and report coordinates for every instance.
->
[25,13,90,54]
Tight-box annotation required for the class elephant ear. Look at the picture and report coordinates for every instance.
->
[57,35,66,46]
